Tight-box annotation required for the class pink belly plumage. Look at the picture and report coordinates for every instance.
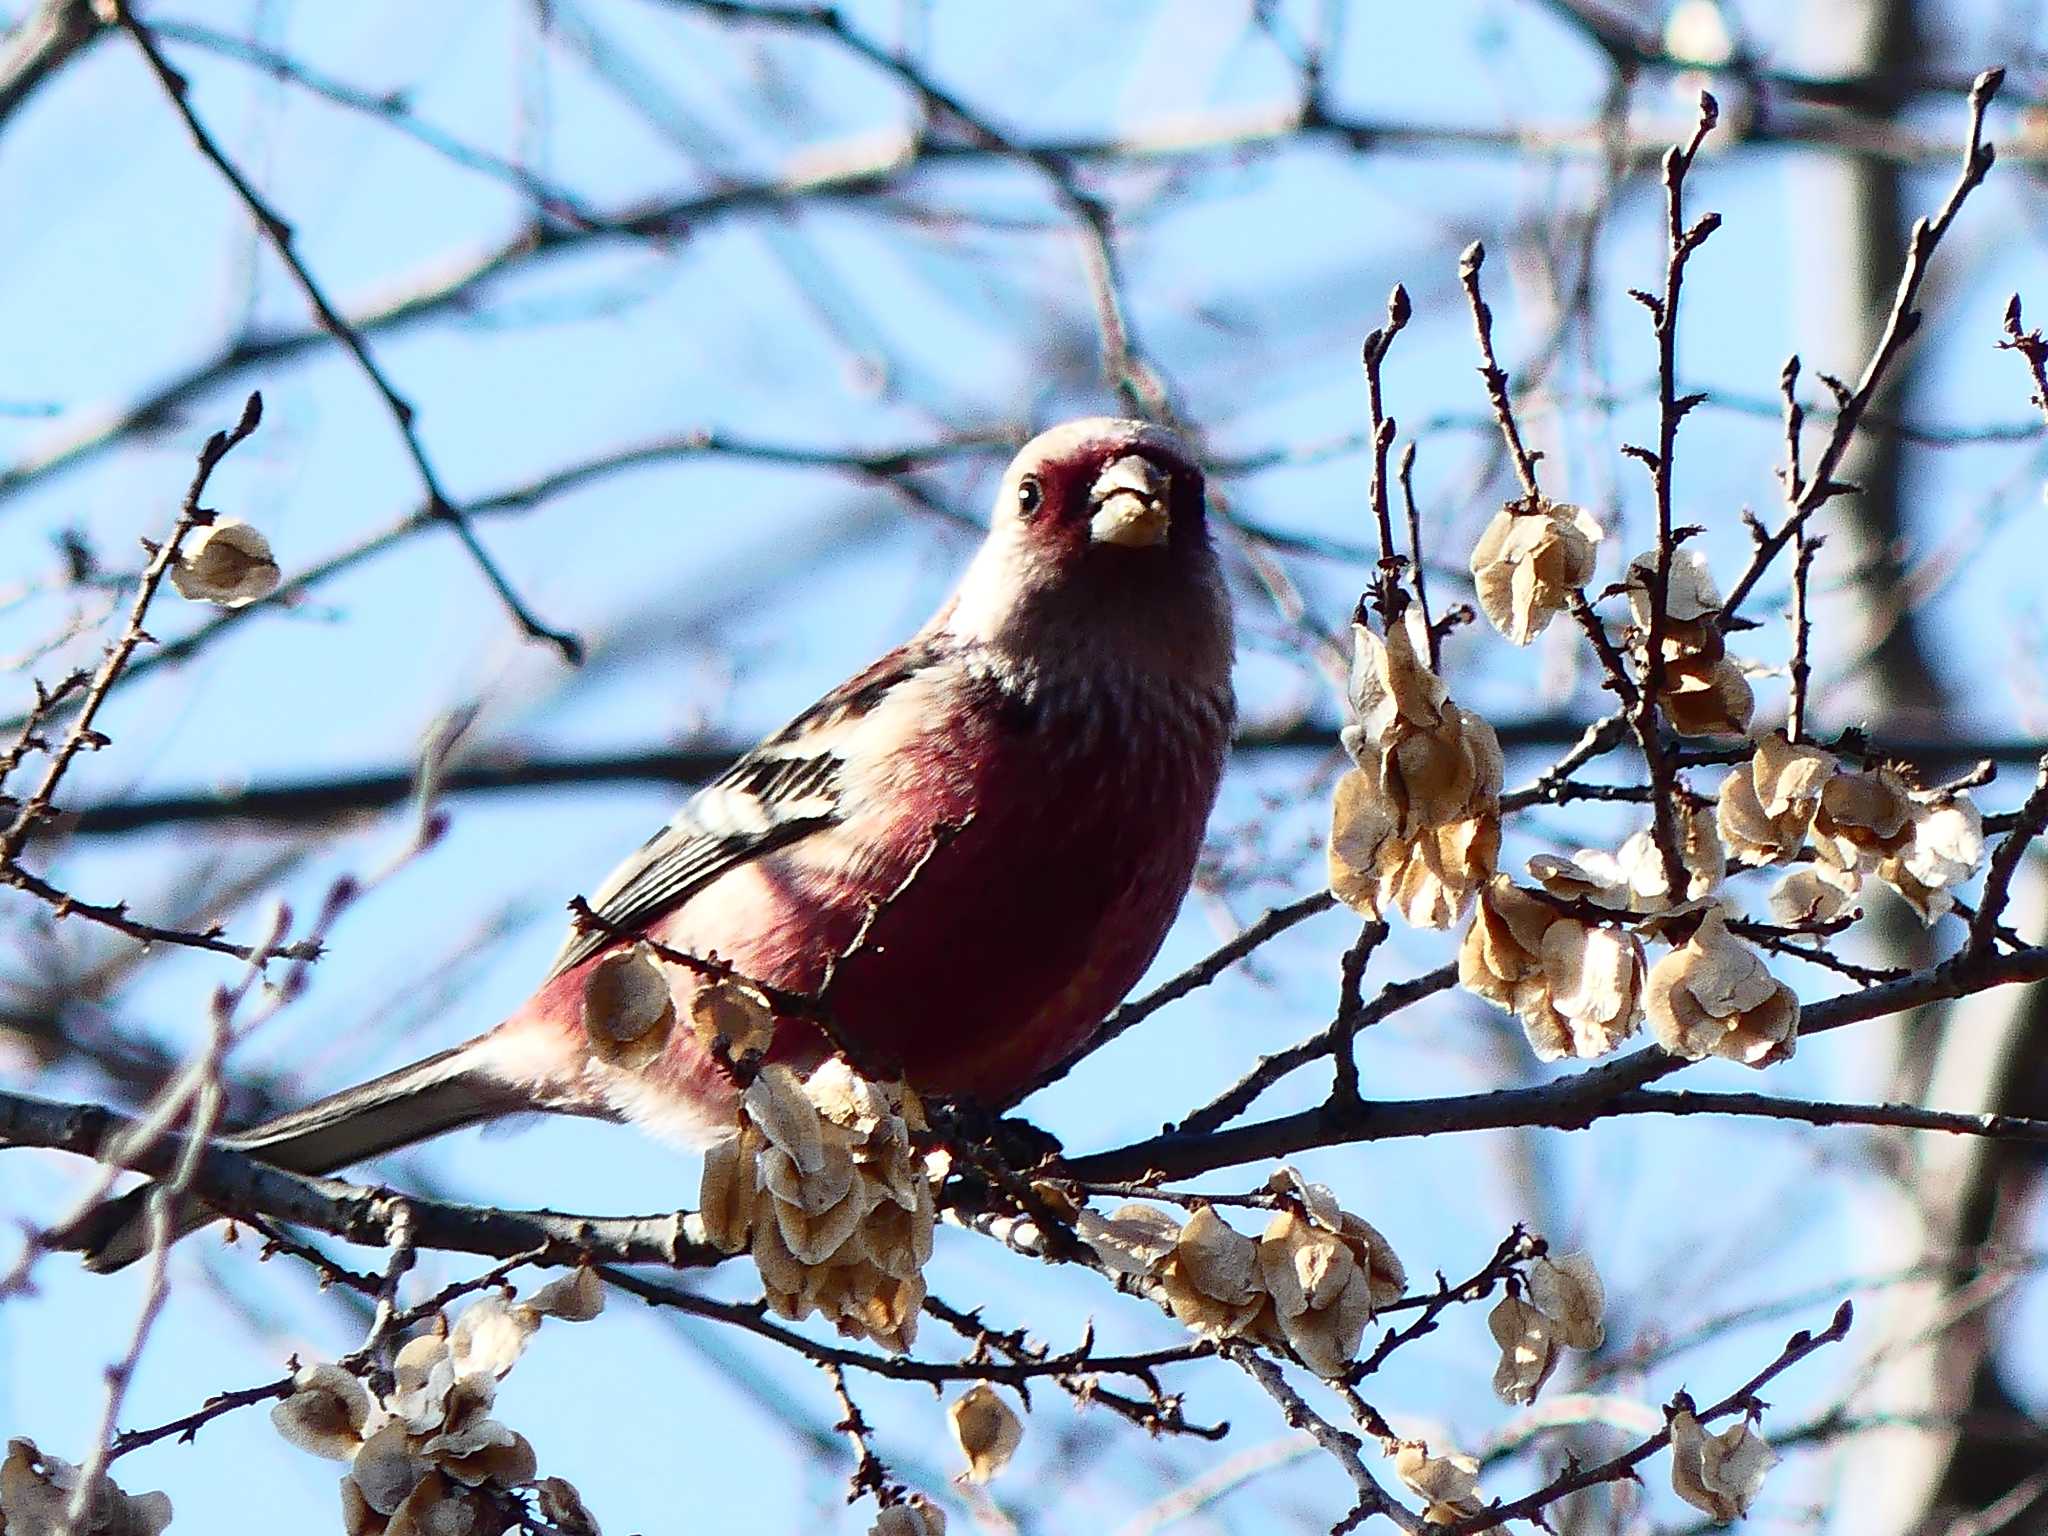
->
[497,669,1229,1129]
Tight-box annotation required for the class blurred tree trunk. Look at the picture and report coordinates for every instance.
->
[1795,2,2048,1529]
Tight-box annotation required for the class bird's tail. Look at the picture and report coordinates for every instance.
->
[55,1041,522,1274]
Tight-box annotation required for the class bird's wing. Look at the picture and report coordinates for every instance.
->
[545,638,947,977]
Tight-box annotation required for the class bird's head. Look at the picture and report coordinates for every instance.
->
[996,417,1203,558]
[944,418,1231,685]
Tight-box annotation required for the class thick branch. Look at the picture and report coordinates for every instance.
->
[1064,944,2048,1182]
[3,1087,722,1267]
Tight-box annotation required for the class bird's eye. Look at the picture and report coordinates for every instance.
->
[1015,476,1042,517]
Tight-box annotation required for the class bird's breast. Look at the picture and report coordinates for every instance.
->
[669,658,1232,1103]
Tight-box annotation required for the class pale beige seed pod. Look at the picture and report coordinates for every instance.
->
[1658,651,1755,738]
[1645,908,1798,1067]
[1524,921,1645,1063]
[1488,1292,1560,1404]
[3,1438,175,1536]
[271,1364,377,1461]
[1275,1267,1377,1378]
[1458,876,1557,1012]
[1158,1206,1268,1341]
[948,1384,1024,1483]
[1076,1202,1183,1277]
[1717,732,1836,866]
[581,943,675,1070]
[527,1268,606,1322]
[1257,1210,1376,1377]
[744,1064,827,1175]
[698,1130,758,1253]
[1392,1440,1485,1524]
[1527,1251,1606,1350]
[1768,863,1861,925]
[688,976,776,1060]
[1811,766,1918,874]
[170,517,281,607]
[871,1493,949,1535]
[1330,610,1503,929]
[1469,499,1602,644]
[1885,793,1985,923]
[1669,1407,1778,1522]
[533,1476,604,1536]
[1626,546,1724,627]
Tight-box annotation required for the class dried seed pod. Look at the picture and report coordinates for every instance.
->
[1392,1440,1485,1524]
[1330,611,1503,929]
[688,976,776,1060]
[1646,908,1798,1067]
[1717,733,1836,866]
[1470,499,1602,644]
[1670,1407,1778,1522]
[170,518,281,607]
[1488,1293,1560,1404]
[582,943,675,1070]
[948,1384,1024,1483]
[1527,1251,1606,1350]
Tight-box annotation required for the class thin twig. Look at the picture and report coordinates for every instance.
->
[1998,294,2048,425]
[606,1266,1210,1393]
[1395,443,1437,667]
[923,1295,1226,1440]
[59,912,265,1535]
[1359,283,1413,623]
[1029,889,1338,1095]
[1456,241,1544,503]
[665,0,1168,414]
[1171,963,1457,1138]
[111,4,581,662]
[1968,754,2048,958]
[1721,68,2005,626]
[1442,1301,1854,1533]
[5,1089,725,1267]
[1604,1088,2048,1146]
[1623,91,1719,899]
[0,393,262,865]
[150,19,604,227]
[1220,1342,1425,1535]
[50,723,2048,836]
[1355,1227,1540,1379]
[820,1360,895,1504]
[0,395,305,963]
[1328,920,1388,1109]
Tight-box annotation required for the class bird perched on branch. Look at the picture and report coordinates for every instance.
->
[67,417,1235,1271]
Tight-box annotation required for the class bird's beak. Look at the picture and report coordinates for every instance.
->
[1087,454,1171,548]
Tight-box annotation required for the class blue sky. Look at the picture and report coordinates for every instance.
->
[3,2,2046,1532]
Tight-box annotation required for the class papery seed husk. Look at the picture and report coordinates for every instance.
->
[1257,1210,1356,1319]
[763,1141,858,1216]
[1277,1266,1375,1377]
[774,1182,871,1266]
[350,1421,429,1517]
[170,519,282,607]
[529,1267,606,1322]
[1488,1293,1559,1404]
[699,1133,757,1253]
[948,1384,1024,1483]
[450,1297,535,1380]
[1528,1252,1606,1349]
[1176,1206,1261,1305]
[271,1366,375,1461]
[687,976,775,1059]
[745,1063,827,1174]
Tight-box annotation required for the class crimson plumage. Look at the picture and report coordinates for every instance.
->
[69,417,1234,1269]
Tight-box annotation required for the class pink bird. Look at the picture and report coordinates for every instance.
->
[71,418,1235,1270]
